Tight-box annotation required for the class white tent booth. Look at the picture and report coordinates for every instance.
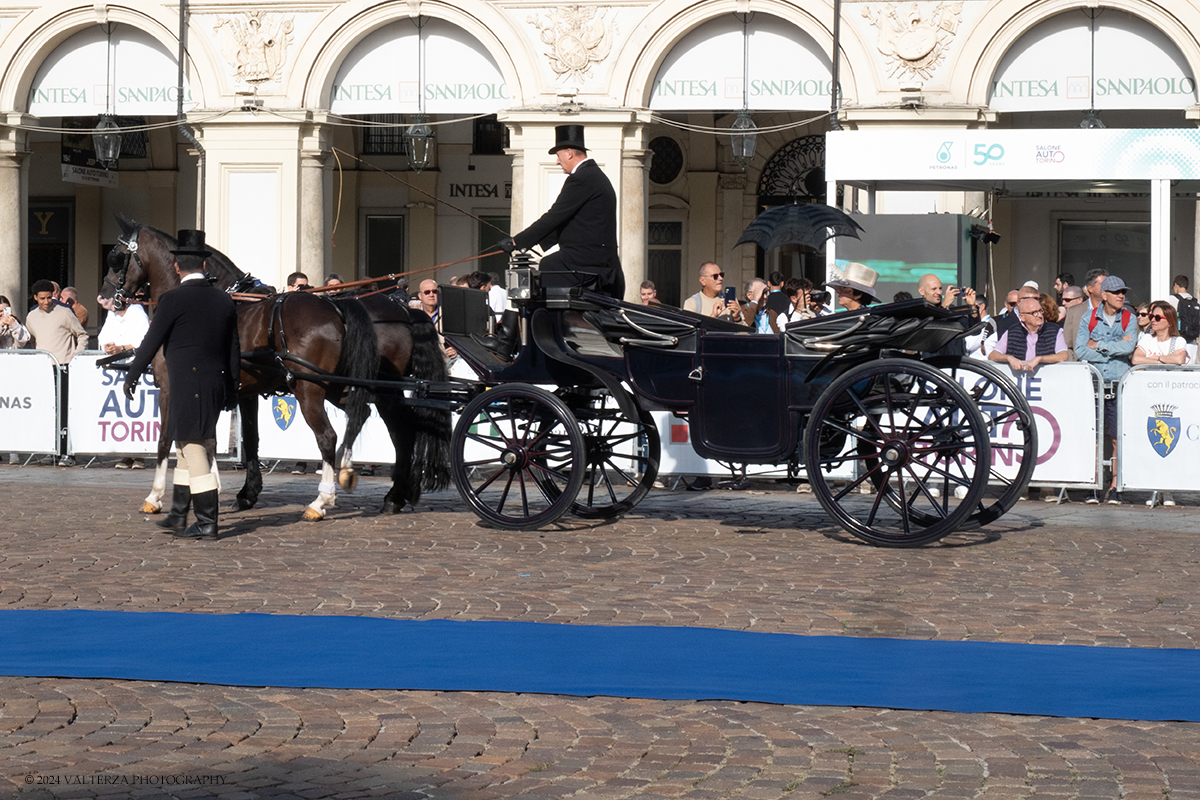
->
[825,128,1200,299]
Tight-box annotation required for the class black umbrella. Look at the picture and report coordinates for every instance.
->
[735,203,863,252]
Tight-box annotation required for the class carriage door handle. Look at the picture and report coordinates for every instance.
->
[688,366,704,382]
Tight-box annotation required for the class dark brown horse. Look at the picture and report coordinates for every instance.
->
[102,215,451,519]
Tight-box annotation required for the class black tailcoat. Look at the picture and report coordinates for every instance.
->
[512,159,624,298]
[127,277,240,442]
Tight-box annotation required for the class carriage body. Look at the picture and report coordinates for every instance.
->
[443,286,1036,546]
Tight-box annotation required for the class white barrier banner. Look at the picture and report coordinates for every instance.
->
[0,350,59,453]
[653,411,853,480]
[254,395,396,464]
[1118,366,1200,492]
[956,362,1102,488]
[66,353,234,455]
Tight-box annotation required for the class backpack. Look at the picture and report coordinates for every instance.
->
[1173,293,1200,341]
[1088,304,1132,335]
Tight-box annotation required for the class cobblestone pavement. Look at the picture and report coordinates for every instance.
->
[2,464,1199,799]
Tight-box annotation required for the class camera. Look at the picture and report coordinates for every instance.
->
[809,290,831,306]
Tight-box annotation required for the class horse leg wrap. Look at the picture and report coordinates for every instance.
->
[304,480,339,521]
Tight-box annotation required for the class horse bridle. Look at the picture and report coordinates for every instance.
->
[103,226,146,311]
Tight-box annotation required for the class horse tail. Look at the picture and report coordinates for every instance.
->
[407,309,453,494]
[332,299,379,460]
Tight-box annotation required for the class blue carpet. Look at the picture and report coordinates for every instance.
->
[0,610,1196,722]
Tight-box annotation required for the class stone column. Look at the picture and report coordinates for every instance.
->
[719,173,748,285]
[621,147,650,301]
[300,150,330,283]
[0,116,31,305]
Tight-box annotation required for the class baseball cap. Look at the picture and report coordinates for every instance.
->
[1100,275,1128,293]
[1021,280,1039,291]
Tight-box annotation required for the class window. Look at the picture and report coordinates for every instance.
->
[473,115,509,155]
[1059,221,1151,303]
[363,214,406,279]
[647,216,684,307]
[649,137,684,185]
[361,114,409,156]
[478,215,510,276]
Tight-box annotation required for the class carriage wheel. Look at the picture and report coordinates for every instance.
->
[803,359,991,547]
[452,384,585,530]
[559,390,661,520]
[919,356,1037,528]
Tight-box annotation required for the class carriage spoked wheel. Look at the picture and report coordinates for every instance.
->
[802,359,991,547]
[451,384,585,530]
[557,389,661,519]
[917,356,1038,528]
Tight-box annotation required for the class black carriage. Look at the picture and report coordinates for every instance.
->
[438,270,1037,547]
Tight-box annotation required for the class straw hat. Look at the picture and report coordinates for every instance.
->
[826,262,880,303]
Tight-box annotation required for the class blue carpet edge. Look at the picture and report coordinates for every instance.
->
[1,609,1196,722]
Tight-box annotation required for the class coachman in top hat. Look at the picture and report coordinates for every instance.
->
[482,125,624,359]
[122,229,241,540]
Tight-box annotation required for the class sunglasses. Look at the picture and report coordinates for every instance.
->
[704,272,725,279]
[1005,301,1017,308]
[1137,311,1150,317]
[1149,313,1168,322]
[420,289,439,295]
[1021,308,1045,316]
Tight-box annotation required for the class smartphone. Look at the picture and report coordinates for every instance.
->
[723,287,737,304]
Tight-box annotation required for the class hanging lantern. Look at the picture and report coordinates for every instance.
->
[1079,109,1105,129]
[93,114,122,170]
[405,114,436,173]
[730,110,757,172]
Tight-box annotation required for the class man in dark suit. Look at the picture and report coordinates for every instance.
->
[500,125,623,298]
[123,230,240,540]
[477,125,623,360]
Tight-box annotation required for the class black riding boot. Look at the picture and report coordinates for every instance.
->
[156,484,191,531]
[473,310,520,361]
[174,489,219,540]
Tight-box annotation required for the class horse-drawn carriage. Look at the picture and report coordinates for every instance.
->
[439,267,1036,547]
[102,219,1034,547]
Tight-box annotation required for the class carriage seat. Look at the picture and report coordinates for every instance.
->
[782,300,973,357]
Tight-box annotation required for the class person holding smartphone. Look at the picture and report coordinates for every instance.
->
[0,295,30,350]
[682,262,744,324]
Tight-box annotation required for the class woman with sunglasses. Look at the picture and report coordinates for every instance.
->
[1131,301,1191,506]
[1134,302,1152,335]
[1132,302,1190,367]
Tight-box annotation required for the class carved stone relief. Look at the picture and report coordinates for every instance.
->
[861,2,963,83]
[526,6,616,83]
[214,11,295,85]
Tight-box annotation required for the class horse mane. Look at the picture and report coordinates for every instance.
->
[116,213,252,293]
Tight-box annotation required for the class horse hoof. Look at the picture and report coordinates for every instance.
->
[338,469,358,492]
[237,497,256,511]
[302,507,325,522]
[141,501,161,514]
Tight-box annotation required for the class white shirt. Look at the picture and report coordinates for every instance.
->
[1136,332,1191,363]
[97,304,151,349]
[487,283,507,321]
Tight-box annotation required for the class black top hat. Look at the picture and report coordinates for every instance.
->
[171,229,212,258]
[548,125,587,155]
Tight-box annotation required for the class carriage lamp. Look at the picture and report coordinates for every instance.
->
[506,251,540,303]
[93,114,122,170]
[730,110,757,172]
[404,114,436,173]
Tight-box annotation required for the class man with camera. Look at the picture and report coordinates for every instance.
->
[683,262,744,324]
